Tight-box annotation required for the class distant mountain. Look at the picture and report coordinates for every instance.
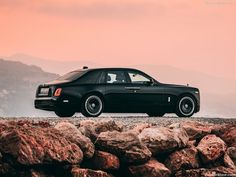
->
[0,59,59,116]
[4,53,98,75]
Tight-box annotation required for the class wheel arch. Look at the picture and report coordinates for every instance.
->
[177,93,198,111]
[81,91,104,102]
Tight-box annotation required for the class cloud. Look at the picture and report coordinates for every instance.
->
[41,2,163,19]
[0,0,165,19]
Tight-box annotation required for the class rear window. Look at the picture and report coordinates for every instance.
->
[78,70,102,84]
[56,71,86,81]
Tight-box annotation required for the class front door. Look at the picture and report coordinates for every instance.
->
[125,70,165,112]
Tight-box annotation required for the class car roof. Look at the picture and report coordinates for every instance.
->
[75,67,141,72]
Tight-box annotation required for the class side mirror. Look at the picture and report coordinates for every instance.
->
[146,78,155,85]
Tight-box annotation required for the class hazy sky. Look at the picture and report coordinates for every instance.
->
[0,0,236,78]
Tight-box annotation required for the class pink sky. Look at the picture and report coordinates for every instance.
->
[0,0,236,79]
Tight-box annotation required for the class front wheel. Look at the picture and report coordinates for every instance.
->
[176,96,196,117]
[81,94,104,117]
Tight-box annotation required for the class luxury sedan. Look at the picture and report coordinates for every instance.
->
[34,67,200,117]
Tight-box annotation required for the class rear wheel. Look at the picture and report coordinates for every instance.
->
[147,112,165,117]
[176,96,196,117]
[81,94,104,117]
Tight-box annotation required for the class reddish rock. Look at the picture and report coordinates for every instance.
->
[138,127,189,155]
[85,151,120,170]
[29,169,54,177]
[95,131,151,164]
[55,122,95,158]
[79,119,123,142]
[197,134,227,163]
[175,166,236,177]
[212,124,236,148]
[227,147,236,165]
[0,123,83,165]
[128,123,151,135]
[128,158,171,177]
[165,146,199,173]
[224,153,235,169]
[170,121,212,140]
[186,140,197,147]
[71,167,113,177]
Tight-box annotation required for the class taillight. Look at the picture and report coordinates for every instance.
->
[54,88,62,97]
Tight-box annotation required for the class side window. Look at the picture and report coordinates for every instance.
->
[106,71,128,84]
[78,71,101,84]
[128,72,150,84]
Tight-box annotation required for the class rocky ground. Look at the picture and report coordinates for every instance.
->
[0,117,236,177]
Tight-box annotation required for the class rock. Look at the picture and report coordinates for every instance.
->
[170,121,212,140]
[128,123,151,135]
[224,153,235,169]
[95,131,151,164]
[84,151,120,170]
[197,134,227,164]
[0,123,83,165]
[175,166,236,177]
[55,122,95,158]
[212,124,236,148]
[71,167,113,177]
[79,119,123,142]
[29,169,53,177]
[138,127,189,155]
[186,140,197,147]
[228,147,236,165]
[165,146,199,173]
[128,158,171,177]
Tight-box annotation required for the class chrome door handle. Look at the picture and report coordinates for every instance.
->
[125,87,141,90]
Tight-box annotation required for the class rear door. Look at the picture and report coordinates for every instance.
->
[104,70,135,112]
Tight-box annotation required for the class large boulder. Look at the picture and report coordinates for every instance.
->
[95,131,151,164]
[0,123,83,165]
[128,158,171,177]
[71,167,113,177]
[175,166,236,177]
[138,127,189,155]
[212,124,236,148]
[128,123,151,135]
[165,146,199,173]
[84,151,120,170]
[197,134,227,164]
[79,119,123,142]
[170,121,212,140]
[55,122,95,158]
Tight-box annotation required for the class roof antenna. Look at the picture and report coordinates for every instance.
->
[83,66,88,69]
[187,83,189,87]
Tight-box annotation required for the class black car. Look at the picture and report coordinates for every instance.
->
[35,67,200,117]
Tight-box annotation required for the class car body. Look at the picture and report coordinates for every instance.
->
[34,67,200,117]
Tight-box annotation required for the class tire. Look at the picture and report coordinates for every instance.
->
[147,112,165,117]
[81,94,104,117]
[176,95,196,117]
[54,109,75,117]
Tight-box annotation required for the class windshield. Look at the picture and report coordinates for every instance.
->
[56,71,86,81]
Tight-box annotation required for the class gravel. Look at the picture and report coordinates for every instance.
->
[1,116,236,127]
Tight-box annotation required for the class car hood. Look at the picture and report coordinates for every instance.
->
[160,83,197,90]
